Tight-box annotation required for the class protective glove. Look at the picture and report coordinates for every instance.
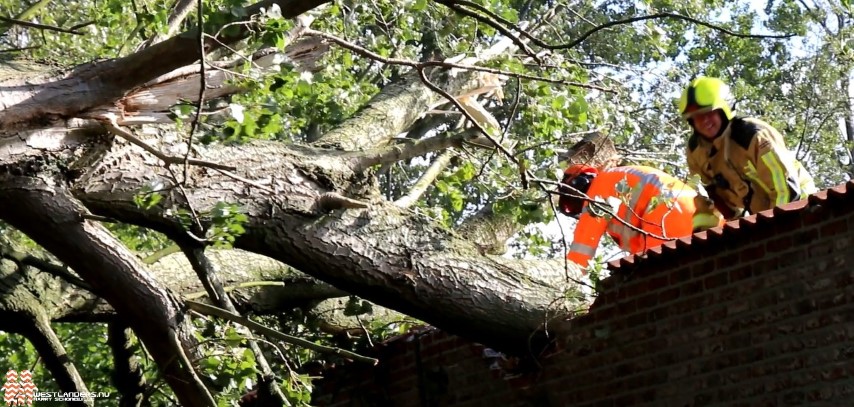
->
[692,212,721,232]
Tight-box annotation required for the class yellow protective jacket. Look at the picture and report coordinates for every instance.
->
[686,117,816,218]
[567,166,709,268]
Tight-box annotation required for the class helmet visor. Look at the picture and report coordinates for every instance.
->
[559,174,592,217]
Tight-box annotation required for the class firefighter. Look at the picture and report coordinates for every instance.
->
[558,164,717,270]
[679,76,817,230]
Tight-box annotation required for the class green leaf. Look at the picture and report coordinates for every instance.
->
[457,161,476,181]
[133,188,162,210]
[569,97,588,115]
[412,0,427,11]
[202,356,221,369]
[435,180,449,193]
[448,189,465,212]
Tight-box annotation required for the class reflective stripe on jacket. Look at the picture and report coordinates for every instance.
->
[567,165,701,268]
[686,117,817,218]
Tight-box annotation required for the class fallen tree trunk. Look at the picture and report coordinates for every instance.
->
[0,0,599,368]
[73,140,577,351]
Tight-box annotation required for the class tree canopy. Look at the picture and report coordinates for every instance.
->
[0,0,851,405]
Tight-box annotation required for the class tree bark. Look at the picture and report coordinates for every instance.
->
[0,0,590,374]
[107,322,147,407]
[312,72,436,150]
[0,247,344,324]
[0,260,91,404]
[842,75,854,176]
[458,131,621,254]
[0,0,330,129]
[559,131,621,169]
[69,140,575,351]
[0,176,214,407]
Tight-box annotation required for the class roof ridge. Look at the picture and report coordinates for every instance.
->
[608,180,854,271]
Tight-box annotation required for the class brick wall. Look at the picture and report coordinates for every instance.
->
[313,185,854,406]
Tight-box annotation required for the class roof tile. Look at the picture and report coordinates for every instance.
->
[608,180,854,271]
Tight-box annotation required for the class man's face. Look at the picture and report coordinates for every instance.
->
[691,110,723,139]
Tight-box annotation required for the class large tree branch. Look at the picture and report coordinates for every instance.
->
[0,239,91,290]
[0,0,330,128]
[1,248,343,323]
[306,24,587,152]
[73,140,584,352]
[107,322,147,407]
[351,128,479,172]
[0,177,214,407]
[1,246,408,343]
[393,150,455,208]
[311,71,436,151]
[456,202,525,256]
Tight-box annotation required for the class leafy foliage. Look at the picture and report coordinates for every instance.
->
[1,0,853,404]
[0,324,118,405]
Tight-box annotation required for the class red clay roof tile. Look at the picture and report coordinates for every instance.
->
[608,180,854,271]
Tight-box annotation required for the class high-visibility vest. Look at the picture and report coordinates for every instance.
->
[567,165,704,268]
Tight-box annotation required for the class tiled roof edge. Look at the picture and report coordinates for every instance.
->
[607,180,854,271]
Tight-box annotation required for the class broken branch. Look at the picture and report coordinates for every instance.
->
[179,245,288,405]
[103,121,236,171]
[185,300,379,364]
[352,128,479,171]
[0,15,85,35]
[315,192,370,211]
[394,150,455,208]
[303,28,610,91]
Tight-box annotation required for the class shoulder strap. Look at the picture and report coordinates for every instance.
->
[729,117,760,150]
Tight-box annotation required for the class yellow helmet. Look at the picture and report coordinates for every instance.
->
[678,76,733,120]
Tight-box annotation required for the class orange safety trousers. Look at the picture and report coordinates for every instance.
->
[567,166,709,268]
